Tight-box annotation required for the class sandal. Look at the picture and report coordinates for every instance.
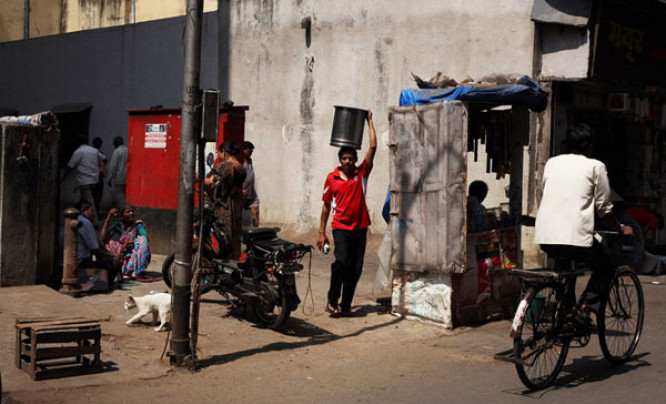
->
[325,303,340,316]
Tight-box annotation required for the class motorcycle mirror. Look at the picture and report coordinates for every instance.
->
[206,152,215,168]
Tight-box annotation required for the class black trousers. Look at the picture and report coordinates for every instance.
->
[329,228,367,312]
[541,241,615,314]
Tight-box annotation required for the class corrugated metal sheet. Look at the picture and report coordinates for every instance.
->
[388,101,468,274]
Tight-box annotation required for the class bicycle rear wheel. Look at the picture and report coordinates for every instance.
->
[514,285,570,390]
[598,267,644,364]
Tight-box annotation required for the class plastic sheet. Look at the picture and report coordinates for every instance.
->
[391,271,453,328]
[373,227,393,300]
[399,76,548,112]
[0,111,59,131]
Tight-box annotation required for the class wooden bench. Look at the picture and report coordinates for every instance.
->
[15,317,102,380]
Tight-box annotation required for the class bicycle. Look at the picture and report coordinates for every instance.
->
[495,234,645,390]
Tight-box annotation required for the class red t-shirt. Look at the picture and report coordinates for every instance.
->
[625,207,658,230]
[322,160,372,231]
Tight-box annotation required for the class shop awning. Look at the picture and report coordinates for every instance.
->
[531,0,592,28]
[399,76,549,112]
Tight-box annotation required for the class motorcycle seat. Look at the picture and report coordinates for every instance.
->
[242,227,280,243]
[252,238,312,258]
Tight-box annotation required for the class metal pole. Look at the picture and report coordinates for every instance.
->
[24,0,30,39]
[170,0,204,367]
[188,139,206,369]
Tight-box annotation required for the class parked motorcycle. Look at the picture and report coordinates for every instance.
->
[162,157,312,329]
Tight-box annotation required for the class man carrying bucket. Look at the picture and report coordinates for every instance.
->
[316,109,377,317]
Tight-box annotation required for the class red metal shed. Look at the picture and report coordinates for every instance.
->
[126,106,248,253]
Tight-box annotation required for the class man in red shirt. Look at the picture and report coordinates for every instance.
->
[317,110,377,316]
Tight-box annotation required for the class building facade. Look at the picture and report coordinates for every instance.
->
[0,1,664,265]
[0,0,219,42]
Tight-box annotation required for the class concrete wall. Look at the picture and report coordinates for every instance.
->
[73,0,133,31]
[30,0,64,38]
[0,0,220,42]
[0,0,26,42]
[135,0,218,23]
[225,0,535,233]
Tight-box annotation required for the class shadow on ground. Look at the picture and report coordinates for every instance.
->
[197,312,403,368]
[502,351,651,398]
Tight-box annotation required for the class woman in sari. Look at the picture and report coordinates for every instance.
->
[205,140,246,259]
[101,203,151,279]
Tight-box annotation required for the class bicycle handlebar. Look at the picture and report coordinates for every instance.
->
[595,230,619,235]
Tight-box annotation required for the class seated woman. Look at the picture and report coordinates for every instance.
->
[100,204,151,279]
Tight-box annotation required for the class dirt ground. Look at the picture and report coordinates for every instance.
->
[3,228,664,403]
[2,229,466,402]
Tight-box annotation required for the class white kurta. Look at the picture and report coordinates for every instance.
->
[534,154,614,247]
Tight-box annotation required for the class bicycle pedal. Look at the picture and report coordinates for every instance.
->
[573,333,591,347]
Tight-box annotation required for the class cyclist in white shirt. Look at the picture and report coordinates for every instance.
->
[535,123,633,322]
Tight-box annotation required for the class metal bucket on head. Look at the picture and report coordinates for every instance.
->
[330,106,367,149]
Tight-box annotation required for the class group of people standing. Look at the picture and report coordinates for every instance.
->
[63,135,145,285]
[63,135,127,221]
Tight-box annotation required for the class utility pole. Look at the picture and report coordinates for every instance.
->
[170,0,204,367]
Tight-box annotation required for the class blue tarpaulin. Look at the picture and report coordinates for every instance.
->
[399,75,548,112]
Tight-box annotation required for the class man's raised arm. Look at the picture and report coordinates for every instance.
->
[364,109,377,169]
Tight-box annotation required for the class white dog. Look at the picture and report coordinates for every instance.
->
[124,292,171,332]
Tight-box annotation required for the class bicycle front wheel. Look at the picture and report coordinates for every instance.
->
[514,285,570,390]
[598,267,644,364]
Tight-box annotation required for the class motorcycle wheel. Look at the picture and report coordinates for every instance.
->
[162,253,214,295]
[253,281,291,330]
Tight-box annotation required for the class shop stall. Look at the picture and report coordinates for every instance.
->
[387,77,547,327]
[548,81,666,273]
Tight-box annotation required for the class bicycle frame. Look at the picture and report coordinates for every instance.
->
[509,267,587,338]
[499,263,644,390]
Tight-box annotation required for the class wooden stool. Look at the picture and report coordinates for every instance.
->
[15,317,102,380]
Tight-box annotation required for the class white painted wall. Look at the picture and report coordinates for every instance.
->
[227,0,535,234]
[539,24,590,80]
